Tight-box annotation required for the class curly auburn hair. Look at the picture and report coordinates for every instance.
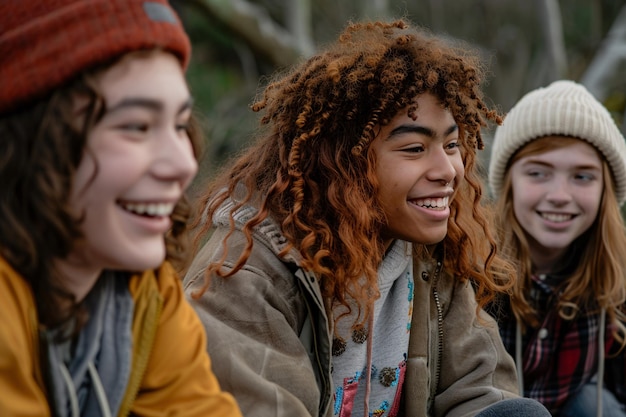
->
[193,20,514,321]
[495,136,626,344]
[0,49,201,332]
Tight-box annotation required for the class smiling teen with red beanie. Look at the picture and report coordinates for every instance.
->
[0,1,241,416]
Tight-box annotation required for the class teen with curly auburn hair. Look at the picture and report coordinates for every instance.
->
[0,1,241,416]
[488,80,626,416]
[185,19,549,417]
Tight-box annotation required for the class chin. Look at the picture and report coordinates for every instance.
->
[139,255,167,270]
[422,238,446,246]
[393,228,448,246]
[421,231,448,245]
[118,249,167,272]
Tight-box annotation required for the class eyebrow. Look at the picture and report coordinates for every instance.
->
[106,96,194,115]
[387,123,458,140]
[522,158,602,171]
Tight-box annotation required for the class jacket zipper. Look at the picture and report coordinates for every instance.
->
[118,283,163,417]
[297,269,332,416]
[430,261,443,403]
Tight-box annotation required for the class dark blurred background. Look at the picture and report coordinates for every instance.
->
[172,0,626,198]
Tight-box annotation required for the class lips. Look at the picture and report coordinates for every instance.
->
[118,201,175,217]
[410,196,449,209]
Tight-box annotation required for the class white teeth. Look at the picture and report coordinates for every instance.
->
[413,196,449,209]
[122,202,174,217]
[541,212,573,223]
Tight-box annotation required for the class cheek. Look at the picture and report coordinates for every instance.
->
[182,156,199,189]
[510,175,533,203]
[70,155,97,210]
[583,186,604,216]
[510,182,534,219]
[453,157,464,180]
[374,159,396,190]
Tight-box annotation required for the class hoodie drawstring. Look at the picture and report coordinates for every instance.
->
[596,308,606,417]
[59,361,113,417]
[515,320,524,395]
[363,304,375,416]
[59,363,80,417]
[88,361,113,417]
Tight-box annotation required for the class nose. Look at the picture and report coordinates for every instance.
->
[545,176,573,205]
[426,147,457,186]
[152,129,198,189]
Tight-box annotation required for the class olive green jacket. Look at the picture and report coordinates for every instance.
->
[185,206,519,417]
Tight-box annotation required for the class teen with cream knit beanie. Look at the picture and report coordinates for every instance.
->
[489,80,626,203]
[487,80,626,417]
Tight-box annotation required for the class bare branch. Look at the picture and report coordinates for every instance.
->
[189,0,311,67]
[362,0,390,19]
[286,0,315,56]
[580,5,626,102]
[535,0,568,81]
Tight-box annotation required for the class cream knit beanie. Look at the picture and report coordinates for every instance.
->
[488,80,626,204]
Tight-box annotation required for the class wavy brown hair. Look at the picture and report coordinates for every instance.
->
[0,49,201,332]
[495,136,626,344]
[192,20,514,325]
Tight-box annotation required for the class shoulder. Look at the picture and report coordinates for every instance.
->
[128,261,179,301]
[0,257,33,298]
[438,271,482,321]
[0,257,36,325]
[126,262,242,416]
[127,262,193,336]
[0,258,48,415]
[186,226,298,291]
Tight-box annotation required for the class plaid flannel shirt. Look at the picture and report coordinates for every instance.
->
[495,274,626,416]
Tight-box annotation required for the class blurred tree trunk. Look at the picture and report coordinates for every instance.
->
[580,4,626,103]
[286,0,315,57]
[362,0,390,19]
[182,0,626,167]
[535,0,568,82]
[428,0,444,32]
[190,0,311,67]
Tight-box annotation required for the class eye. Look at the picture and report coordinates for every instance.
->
[526,169,546,178]
[176,109,192,134]
[173,117,191,139]
[574,172,595,182]
[402,144,425,153]
[118,122,149,132]
[445,140,460,151]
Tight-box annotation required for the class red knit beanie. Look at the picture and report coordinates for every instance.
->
[0,0,191,113]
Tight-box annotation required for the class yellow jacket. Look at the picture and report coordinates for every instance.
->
[0,257,242,417]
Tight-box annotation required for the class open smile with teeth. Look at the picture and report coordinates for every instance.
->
[411,196,449,210]
[119,201,175,217]
[539,212,575,223]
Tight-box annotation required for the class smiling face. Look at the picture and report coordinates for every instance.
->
[60,51,197,295]
[371,93,463,248]
[509,136,603,268]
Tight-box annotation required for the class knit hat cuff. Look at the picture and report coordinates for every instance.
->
[0,0,190,113]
